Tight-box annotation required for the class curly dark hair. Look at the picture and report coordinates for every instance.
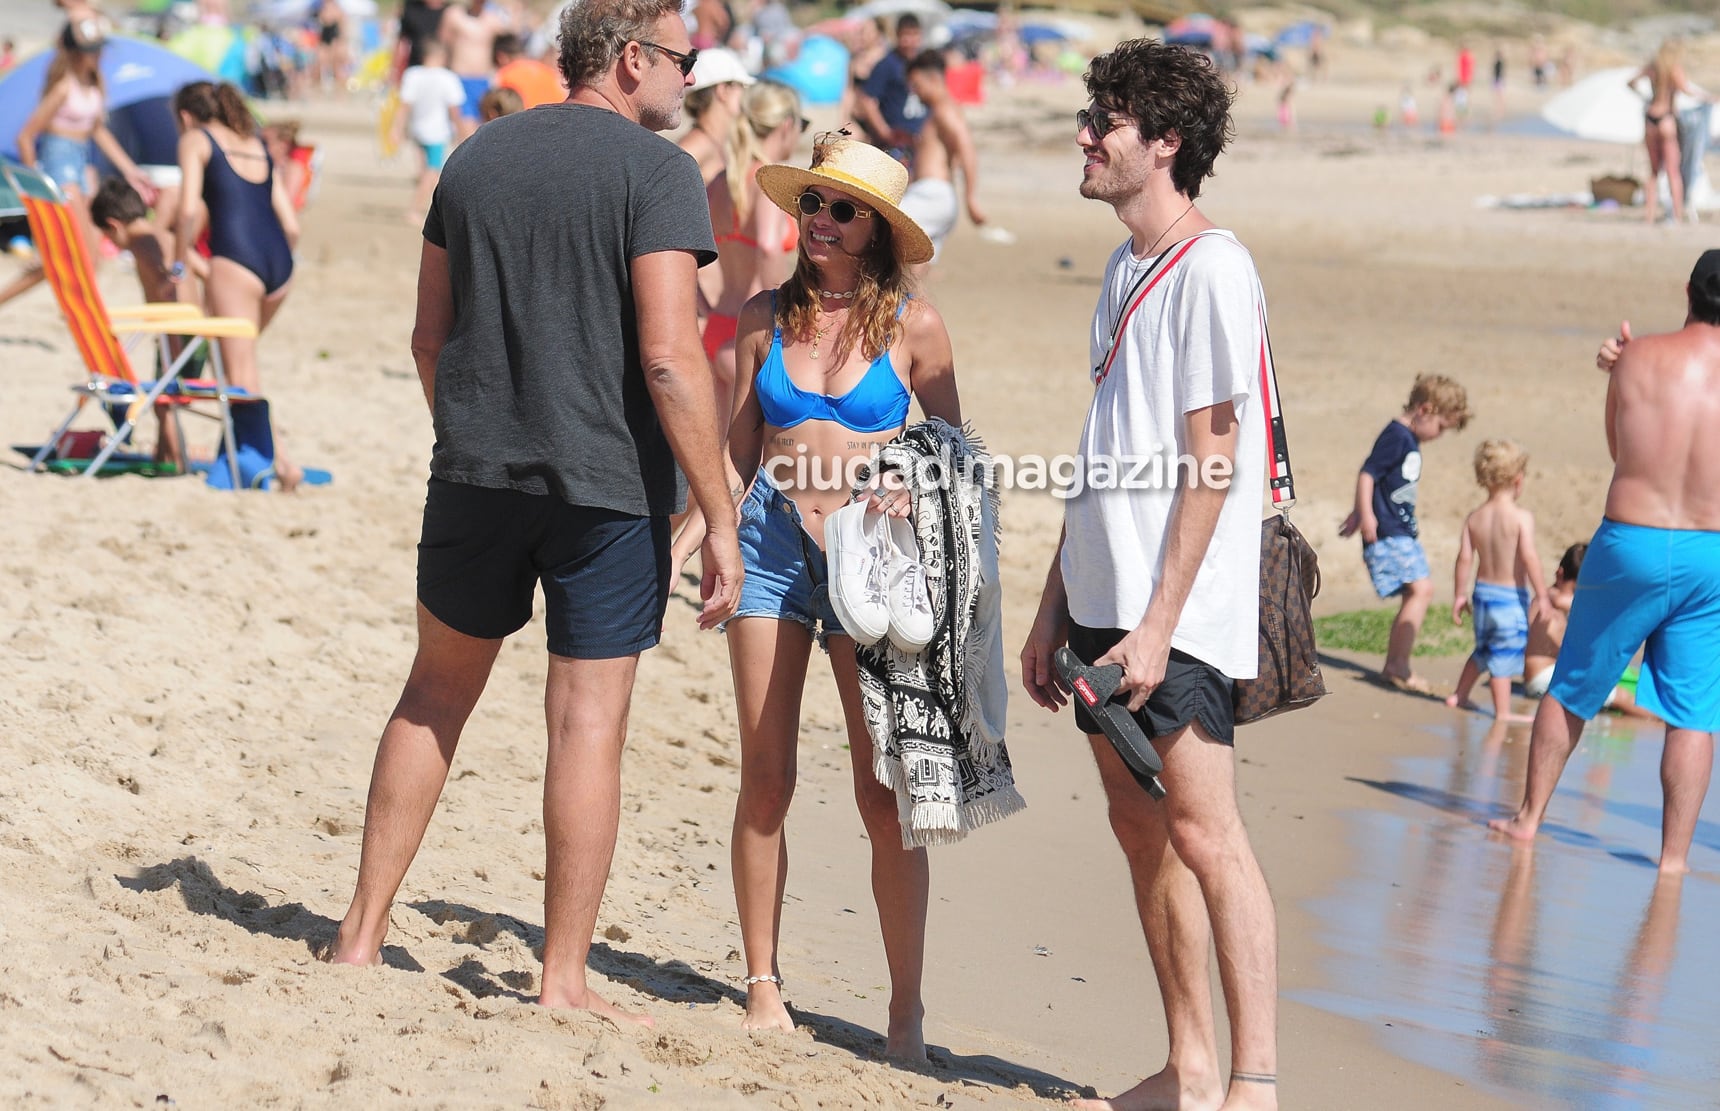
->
[1083,39,1235,199]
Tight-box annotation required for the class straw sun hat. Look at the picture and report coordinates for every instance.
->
[757,133,934,266]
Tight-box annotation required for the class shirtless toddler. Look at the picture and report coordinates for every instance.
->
[1446,439,1547,719]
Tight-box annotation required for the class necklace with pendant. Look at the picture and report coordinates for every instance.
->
[810,315,837,359]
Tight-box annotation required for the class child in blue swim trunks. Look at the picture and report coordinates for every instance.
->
[1340,374,1473,692]
[1445,440,1547,719]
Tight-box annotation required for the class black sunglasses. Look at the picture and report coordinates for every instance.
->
[1076,105,1127,140]
[797,190,874,224]
[639,41,699,77]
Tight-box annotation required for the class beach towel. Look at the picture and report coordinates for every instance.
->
[853,419,1024,848]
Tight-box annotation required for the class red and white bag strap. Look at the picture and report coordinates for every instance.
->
[1093,231,1221,387]
[1255,299,1296,511]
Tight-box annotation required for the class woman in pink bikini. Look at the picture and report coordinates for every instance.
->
[703,79,803,424]
[4,23,155,308]
[671,135,958,1061]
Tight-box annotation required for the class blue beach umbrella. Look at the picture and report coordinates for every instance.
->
[0,36,215,159]
[1274,21,1326,48]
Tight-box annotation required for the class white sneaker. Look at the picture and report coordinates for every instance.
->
[826,502,890,646]
[885,515,935,653]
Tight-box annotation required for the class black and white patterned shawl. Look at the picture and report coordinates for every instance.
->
[854,419,1025,848]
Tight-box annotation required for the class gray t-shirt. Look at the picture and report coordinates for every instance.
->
[422,103,717,516]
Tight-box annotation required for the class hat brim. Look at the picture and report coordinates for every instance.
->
[688,72,757,93]
[757,163,935,266]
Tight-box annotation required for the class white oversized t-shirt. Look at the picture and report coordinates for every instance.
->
[400,65,466,146]
[1060,230,1268,680]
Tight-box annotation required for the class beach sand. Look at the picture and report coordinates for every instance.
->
[0,58,1711,1107]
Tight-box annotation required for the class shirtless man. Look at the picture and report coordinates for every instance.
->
[900,49,984,274]
[441,0,507,140]
[1490,249,1720,874]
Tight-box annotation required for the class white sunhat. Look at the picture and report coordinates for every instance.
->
[687,47,756,93]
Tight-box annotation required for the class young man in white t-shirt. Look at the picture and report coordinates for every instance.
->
[395,40,466,224]
[1020,39,1278,1111]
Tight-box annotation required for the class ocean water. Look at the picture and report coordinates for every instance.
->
[1296,712,1720,1109]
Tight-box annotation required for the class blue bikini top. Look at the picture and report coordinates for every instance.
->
[755,291,912,434]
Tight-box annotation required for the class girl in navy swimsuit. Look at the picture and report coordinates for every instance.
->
[171,81,303,487]
[669,136,960,1060]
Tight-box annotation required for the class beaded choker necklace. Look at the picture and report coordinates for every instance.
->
[818,288,857,300]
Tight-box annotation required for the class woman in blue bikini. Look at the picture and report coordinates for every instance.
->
[670,135,958,1059]
[171,81,302,486]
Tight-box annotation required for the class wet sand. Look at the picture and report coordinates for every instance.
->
[0,65,1715,1107]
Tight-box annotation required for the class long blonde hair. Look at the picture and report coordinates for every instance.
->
[776,138,913,363]
[724,81,800,222]
[1652,39,1684,86]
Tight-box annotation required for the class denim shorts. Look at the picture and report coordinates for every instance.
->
[1363,534,1430,598]
[37,134,92,195]
[728,475,845,649]
[416,477,669,659]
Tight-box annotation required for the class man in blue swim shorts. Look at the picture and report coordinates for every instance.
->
[1492,249,1720,875]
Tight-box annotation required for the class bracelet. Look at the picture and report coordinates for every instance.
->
[169,261,186,283]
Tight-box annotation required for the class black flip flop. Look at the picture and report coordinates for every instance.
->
[1054,647,1167,800]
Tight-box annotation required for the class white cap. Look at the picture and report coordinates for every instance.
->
[687,48,756,94]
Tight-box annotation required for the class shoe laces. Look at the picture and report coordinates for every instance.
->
[897,562,930,613]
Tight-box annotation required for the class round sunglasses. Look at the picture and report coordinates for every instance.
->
[796,191,874,224]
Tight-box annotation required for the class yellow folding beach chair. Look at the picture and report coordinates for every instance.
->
[2,161,261,488]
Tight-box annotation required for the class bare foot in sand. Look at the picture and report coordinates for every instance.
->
[741,980,794,1033]
[323,925,384,966]
[1379,670,1435,696]
[1444,692,1471,710]
[883,1006,927,1064]
[1487,812,1539,841]
[1071,1065,1224,1111]
[539,985,655,1027]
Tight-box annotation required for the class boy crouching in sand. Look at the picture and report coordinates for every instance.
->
[1446,439,1547,719]
[89,176,196,468]
[1523,542,1658,720]
[1340,373,1473,693]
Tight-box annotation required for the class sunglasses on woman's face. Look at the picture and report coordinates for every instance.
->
[640,41,699,77]
[1076,105,1127,141]
[797,191,873,224]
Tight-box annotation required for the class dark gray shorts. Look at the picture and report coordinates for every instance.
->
[1068,622,1236,746]
[416,477,669,659]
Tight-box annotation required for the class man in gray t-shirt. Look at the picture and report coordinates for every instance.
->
[328,0,741,1027]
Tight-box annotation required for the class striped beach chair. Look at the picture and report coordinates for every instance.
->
[3,161,261,489]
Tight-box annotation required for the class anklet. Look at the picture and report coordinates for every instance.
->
[1231,1072,1277,1085]
[743,974,784,988]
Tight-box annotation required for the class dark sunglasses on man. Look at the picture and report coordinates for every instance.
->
[796,191,874,224]
[1076,105,1128,140]
[640,41,699,77]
